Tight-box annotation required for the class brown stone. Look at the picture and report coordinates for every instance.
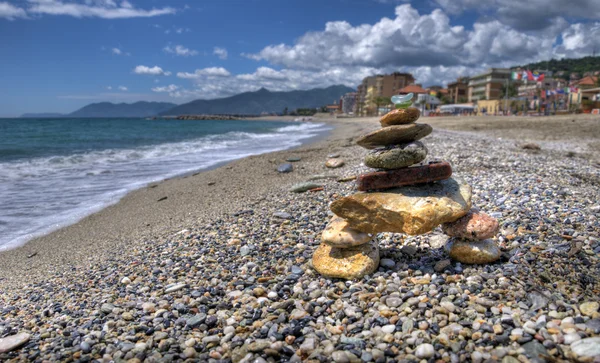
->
[312,240,379,279]
[321,216,373,248]
[446,239,501,264]
[380,108,420,127]
[442,209,499,240]
[356,123,433,149]
[357,161,452,191]
[331,177,471,235]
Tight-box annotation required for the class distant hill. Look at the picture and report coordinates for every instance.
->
[513,56,600,77]
[69,101,177,118]
[160,85,355,116]
[20,113,65,118]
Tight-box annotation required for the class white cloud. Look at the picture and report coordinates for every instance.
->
[163,44,198,57]
[134,65,171,76]
[106,86,112,90]
[27,0,176,19]
[118,85,128,91]
[242,3,599,88]
[177,67,231,79]
[152,84,179,93]
[213,47,228,60]
[0,1,27,19]
[434,0,600,30]
[112,47,122,55]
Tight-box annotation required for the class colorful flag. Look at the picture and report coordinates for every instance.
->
[527,70,535,81]
[531,71,545,82]
[511,72,522,80]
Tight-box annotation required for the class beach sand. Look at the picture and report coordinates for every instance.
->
[1,113,599,362]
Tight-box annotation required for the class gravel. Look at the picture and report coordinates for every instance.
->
[1,125,599,362]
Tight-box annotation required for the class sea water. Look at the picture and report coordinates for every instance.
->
[0,118,331,251]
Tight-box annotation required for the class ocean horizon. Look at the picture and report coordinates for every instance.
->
[0,117,331,251]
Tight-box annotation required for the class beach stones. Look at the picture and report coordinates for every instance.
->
[330,177,472,235]
[289,182,322,193]
[446,239,501,264]
[321,216,372,248]
[380,107,420,127]
[0,333,30,353]
[442,209,499,240]
[357,161,452,191]
[312,240,379,279]
[356,124,432,149]
[277,163,293,173]
[325,158,345,168]
[364,141,428,170]
[443,208,502,264]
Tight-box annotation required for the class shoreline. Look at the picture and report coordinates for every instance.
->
[0,117,378,290]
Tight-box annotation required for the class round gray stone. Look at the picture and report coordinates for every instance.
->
[364,141,427,170]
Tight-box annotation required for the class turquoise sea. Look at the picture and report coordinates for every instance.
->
[0,118,330,251]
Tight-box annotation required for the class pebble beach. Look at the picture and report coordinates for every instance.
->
[1,115,600,362]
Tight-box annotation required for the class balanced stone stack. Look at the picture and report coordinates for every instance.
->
[313,94,502,279]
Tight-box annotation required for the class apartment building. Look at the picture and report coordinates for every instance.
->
[467,68,511,102]
[447,77,468,103]
[354,72,415,115]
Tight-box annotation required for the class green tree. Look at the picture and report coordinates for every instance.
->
[500,82,518,99]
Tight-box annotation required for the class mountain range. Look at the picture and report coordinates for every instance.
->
[68,101,177,118]
[160,85,354,116]
[20,85,355,118]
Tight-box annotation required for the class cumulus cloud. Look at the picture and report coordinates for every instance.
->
[177,67,231,79]
[241,3,598,88]
[0,2,27,19]
[163,44,198,57]
[152,84,179,93]
[213,47,228,60]
[134,65,171,76]
[118,85,128,91]
[112,47,122,55]
[26,0,176,19]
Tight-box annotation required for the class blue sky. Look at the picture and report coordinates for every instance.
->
[1,0,600,116]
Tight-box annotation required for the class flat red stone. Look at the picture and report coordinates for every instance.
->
[356,161,452,191]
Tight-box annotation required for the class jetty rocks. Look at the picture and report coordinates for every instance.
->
[313,93,502,279]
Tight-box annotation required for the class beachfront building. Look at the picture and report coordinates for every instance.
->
[340,92,356,114]
[476,99,528,115]
[355,72,415,116]
[569,76,599,109]
[467,68,511,102]
[447,77,468,103]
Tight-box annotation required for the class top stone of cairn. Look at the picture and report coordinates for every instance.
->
[380,93,421,127]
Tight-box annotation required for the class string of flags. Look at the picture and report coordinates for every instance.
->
[512,70,545,82]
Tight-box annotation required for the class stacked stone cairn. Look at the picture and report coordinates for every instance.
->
[313,93,502,279]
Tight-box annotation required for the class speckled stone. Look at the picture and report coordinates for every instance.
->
[364,141,428,170]
[442,209,500,240]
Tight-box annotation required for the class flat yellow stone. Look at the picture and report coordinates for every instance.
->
[312,240,379,279]
[330,177,471,235]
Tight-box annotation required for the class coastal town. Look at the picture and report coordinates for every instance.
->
[329,66,600,117]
